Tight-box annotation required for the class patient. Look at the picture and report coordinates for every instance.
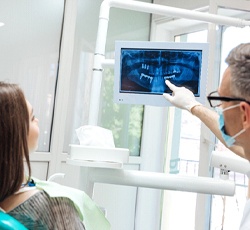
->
[0,82,107,229]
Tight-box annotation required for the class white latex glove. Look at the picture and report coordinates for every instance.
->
[163,80,201,113]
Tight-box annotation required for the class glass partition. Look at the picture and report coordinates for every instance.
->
[0,0,65,151]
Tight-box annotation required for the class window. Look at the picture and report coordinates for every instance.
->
[63,1,151,156]
[99,52,144,156]
[161,30,208,230]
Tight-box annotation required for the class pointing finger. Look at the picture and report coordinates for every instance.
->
[165,80,177,91]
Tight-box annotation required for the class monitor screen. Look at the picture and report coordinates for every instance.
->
[114,41,209,106]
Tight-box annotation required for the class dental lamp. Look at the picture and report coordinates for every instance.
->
[210,151,250,179]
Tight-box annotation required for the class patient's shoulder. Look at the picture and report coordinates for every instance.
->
[0,188,39,212]
[8,190,85,229]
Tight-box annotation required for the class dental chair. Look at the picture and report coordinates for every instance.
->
[0,211,27,230]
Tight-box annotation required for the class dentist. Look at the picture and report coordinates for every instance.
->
[163,43,250,229]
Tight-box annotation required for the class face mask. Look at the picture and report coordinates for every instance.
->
[217,104,246,147]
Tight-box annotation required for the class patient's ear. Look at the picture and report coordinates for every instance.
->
[240,102,250,129]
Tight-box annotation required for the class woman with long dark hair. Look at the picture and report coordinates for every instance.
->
[0,82,109,229]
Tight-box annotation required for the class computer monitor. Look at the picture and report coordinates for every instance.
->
[114,41,209,106]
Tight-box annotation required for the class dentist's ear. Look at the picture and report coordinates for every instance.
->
[240,102,250,130]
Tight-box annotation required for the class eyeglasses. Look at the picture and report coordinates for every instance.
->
[207,91,250,108]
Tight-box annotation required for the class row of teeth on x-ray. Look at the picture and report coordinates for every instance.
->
[140,73,177,83]
[141,63,181,83]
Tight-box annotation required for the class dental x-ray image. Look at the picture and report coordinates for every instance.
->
[120,48,202,95]
[114,41,208,106]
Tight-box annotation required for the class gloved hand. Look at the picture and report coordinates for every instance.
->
[163,80,201,113]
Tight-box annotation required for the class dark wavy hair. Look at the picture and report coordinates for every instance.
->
[0,82,31,202]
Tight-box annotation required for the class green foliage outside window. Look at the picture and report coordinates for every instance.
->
[99,68,144,156]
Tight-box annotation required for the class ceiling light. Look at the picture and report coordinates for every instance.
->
[0,22,5,27]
